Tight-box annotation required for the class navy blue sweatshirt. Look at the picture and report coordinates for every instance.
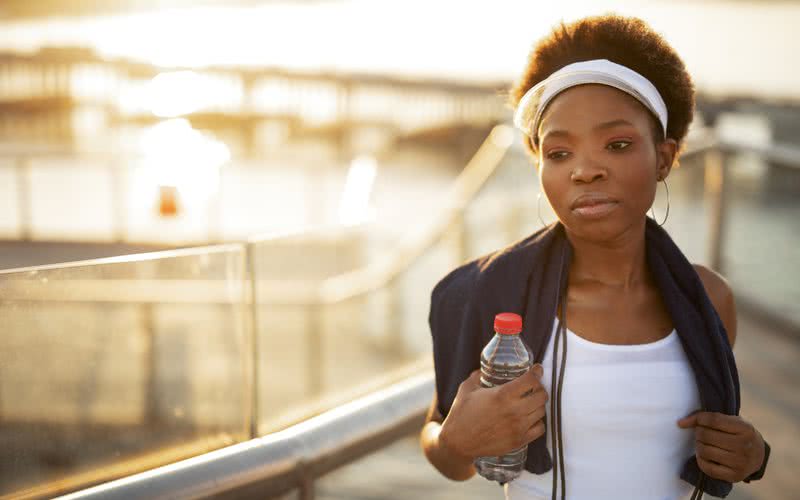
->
[428,220,740,497]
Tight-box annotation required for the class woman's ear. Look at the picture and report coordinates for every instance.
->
[656,138,678,180]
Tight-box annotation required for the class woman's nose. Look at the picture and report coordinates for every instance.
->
[570,157,607,184]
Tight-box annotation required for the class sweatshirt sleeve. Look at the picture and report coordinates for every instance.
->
[428,261,483,418]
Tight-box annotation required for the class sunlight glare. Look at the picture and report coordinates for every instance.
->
[146,71,237,118]
[338,155,377,226]
[136,119,230,212]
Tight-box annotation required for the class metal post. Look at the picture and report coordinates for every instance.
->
[141,303,159,426]
[307,303,323,398]
[245,243,260,439]
[704,149,729,273]
[15,157,32,240]
[111,161,126,242]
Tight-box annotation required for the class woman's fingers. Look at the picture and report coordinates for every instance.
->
[525,405,546,422]
[524,420,546,444]
[695,426,741,453]
[509,399,547,448]
[696,441,745,470]
[696,454,737,483]
[518,387,548,413]
[498,364,544,400]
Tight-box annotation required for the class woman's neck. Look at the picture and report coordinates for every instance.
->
[565,224,650,291]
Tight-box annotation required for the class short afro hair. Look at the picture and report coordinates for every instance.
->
[510,15,694,156]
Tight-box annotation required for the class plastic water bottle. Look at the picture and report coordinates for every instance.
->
[474,312,532,483]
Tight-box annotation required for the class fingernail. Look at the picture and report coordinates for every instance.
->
[533,364,543,377]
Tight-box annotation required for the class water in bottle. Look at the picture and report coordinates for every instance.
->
[474,312,532,483]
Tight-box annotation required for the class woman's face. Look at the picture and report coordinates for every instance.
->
[536,84,676,243]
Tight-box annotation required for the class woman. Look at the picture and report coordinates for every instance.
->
[420,15,769,500]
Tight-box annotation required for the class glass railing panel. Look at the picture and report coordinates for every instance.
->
[254,300,318,432]
[719,151,800,325]
[0,245,249,498]
[252,247,443,434]
[249,229,376,434]
[254,296,433,435]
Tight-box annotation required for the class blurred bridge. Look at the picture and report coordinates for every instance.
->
[0,47,506,247]
[0,47,506,156]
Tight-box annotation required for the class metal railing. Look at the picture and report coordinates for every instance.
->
[3,124,799,499]
[57,371,434,500]
[0,126,513,499]
[712,139,800,335]
[706,139,800,273]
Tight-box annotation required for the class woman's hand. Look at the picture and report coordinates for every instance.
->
[439,364,548,462]
[677,411,766,483]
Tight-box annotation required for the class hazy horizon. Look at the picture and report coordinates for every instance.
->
[1,0,798,101]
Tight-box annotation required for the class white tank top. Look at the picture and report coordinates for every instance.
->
[504,320,702,500]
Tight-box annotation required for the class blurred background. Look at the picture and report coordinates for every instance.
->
[0,1,797,499]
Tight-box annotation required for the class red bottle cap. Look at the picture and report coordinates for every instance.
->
[494,312,522,335]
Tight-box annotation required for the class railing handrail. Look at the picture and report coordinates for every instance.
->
[56,371,435,500]
[0,223,365,277]
[0,278,315,305]
[0,243,245,276]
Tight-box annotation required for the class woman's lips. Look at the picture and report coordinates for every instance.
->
[572,201,618,218]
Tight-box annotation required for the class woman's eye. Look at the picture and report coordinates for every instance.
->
[607,140,632,151]
[546,151,570,160]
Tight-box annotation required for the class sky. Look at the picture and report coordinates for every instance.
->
[0,0,797,100]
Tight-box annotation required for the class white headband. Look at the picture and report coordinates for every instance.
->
[513,59,668,142]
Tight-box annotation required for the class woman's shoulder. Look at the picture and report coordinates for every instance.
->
[429,226,558,338]
[432,227,553,300]
[431,238,535,307]
[430,259,480,314]
[692,263,737,346]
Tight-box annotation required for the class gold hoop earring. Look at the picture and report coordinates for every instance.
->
[649,178,670,226]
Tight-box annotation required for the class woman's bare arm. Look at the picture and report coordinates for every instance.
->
[693,264,737,347]
[419,392,477,481]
